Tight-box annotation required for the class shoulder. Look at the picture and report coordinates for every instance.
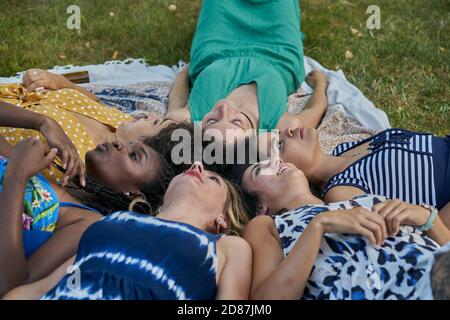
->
[324,185,367,203]
[217,235,252,266]
[218,235,251,254]
[243,215,278,244]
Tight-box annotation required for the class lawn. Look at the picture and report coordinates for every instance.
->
[0,0,449,134]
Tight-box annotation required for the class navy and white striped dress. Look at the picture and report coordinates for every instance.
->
[323,129,450,210]
[42,211,222,300]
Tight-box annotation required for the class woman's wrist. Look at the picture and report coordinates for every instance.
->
[309,215,326,234]
[4,164,29,185]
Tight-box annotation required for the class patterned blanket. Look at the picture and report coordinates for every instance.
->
[84,81,379,155]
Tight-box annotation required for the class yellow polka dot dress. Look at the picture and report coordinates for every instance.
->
[0,84,133,184]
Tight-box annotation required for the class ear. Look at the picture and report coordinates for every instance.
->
[216,215,229,231]
[256,203,270,216]
[129,190,145,200]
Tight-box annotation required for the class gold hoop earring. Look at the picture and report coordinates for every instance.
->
[128,198,153,215]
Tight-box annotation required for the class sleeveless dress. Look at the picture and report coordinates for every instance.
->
[42,211,223,300]
[323,129,450,210]
[274,194,443,300]
[0,156,98,257]
[0,84,133,184]
[189,0,305,130]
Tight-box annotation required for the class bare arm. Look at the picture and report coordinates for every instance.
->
[215,236,252,300]
[244,209,386,300]
[0,136,13,157]
[167,65,190,113]
[22,69,100,102]
[0,100,47,130]
[243,216,325,300]
[0,100,86,186]
[0,162,30,296]
[2,256,75,300]
[277,71,328,131]
[437,202,450,231]
[0,139,96,295]
[373,199,450,245]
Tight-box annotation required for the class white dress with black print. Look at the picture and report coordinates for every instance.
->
[273,194,445,300]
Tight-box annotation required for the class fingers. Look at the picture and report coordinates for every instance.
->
[384,205,407,236]
[365,213,388,243]
[44,148,58,165]
[353,225,377,246]
[26,80,46,92]
[61,148,85,187]
[62,154,76,187]
[79,159,86,187]
[373,200,406,236]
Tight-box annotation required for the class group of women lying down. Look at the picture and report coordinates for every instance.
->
[0,0,449,300]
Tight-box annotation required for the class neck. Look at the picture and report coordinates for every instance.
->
[157,201,209,231]
[307,152,348,189]
[230,84,259,127]
[281,192,324,212]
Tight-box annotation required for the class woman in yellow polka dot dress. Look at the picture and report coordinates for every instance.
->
[0,69,169,185]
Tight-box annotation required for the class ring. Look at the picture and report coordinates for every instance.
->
[35,86,45,92]
[32,71,37,75]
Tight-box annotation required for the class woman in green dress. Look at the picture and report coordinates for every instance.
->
[166,0,328,142]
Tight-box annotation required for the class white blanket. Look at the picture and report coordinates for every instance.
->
[0,57,390,130]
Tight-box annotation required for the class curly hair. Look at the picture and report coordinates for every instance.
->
[67,149,175,215]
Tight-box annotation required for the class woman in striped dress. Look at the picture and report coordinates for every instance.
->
[241,160,450,299]
[3,163,252,300]
[259,127,450,227]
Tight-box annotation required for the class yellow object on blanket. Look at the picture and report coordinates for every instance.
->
[0,84,132,184]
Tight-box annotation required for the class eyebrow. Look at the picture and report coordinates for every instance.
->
[251,164,260,180]
[240,112,255,130]
[140,146,149,163]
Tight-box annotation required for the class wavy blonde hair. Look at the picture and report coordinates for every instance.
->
[221,178,251,236]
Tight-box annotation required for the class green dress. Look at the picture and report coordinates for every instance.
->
[189,0,305,130]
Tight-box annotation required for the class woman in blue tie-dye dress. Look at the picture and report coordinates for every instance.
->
[4,162,252,300]
[241,160,450,300]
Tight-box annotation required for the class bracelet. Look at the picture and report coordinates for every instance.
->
[416,203,439,232]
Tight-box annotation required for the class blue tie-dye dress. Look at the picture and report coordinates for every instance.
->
[42,211,223,300]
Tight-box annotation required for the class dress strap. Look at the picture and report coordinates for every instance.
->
[60,202,100,213]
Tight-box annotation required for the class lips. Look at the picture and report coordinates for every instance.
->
[184,170,203,182]
[96,143,110,153]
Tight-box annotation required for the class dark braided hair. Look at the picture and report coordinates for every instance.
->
[66,139,176,215]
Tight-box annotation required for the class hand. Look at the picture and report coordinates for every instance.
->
[38,117,86,187]
[7,138,58,181]
[22,69,73,92]
[305,70,328,89]
[372,199,430,236]
[313,207,388,245]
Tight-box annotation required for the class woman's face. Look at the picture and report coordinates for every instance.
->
[85,140,161,192]
[117,113,173,142]
[241,159,310,215]
[165,162,228,217]
[202,100,256,142]
[257,127,321,175]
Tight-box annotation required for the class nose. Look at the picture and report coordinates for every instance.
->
[189,161,204,174]
[272,157,283,170]
[147,113,162,125]
[286,128,295,137]
[112,140,126,152]
[214,100,237,117]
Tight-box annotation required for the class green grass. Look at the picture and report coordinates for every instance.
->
[0,0,449,134]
